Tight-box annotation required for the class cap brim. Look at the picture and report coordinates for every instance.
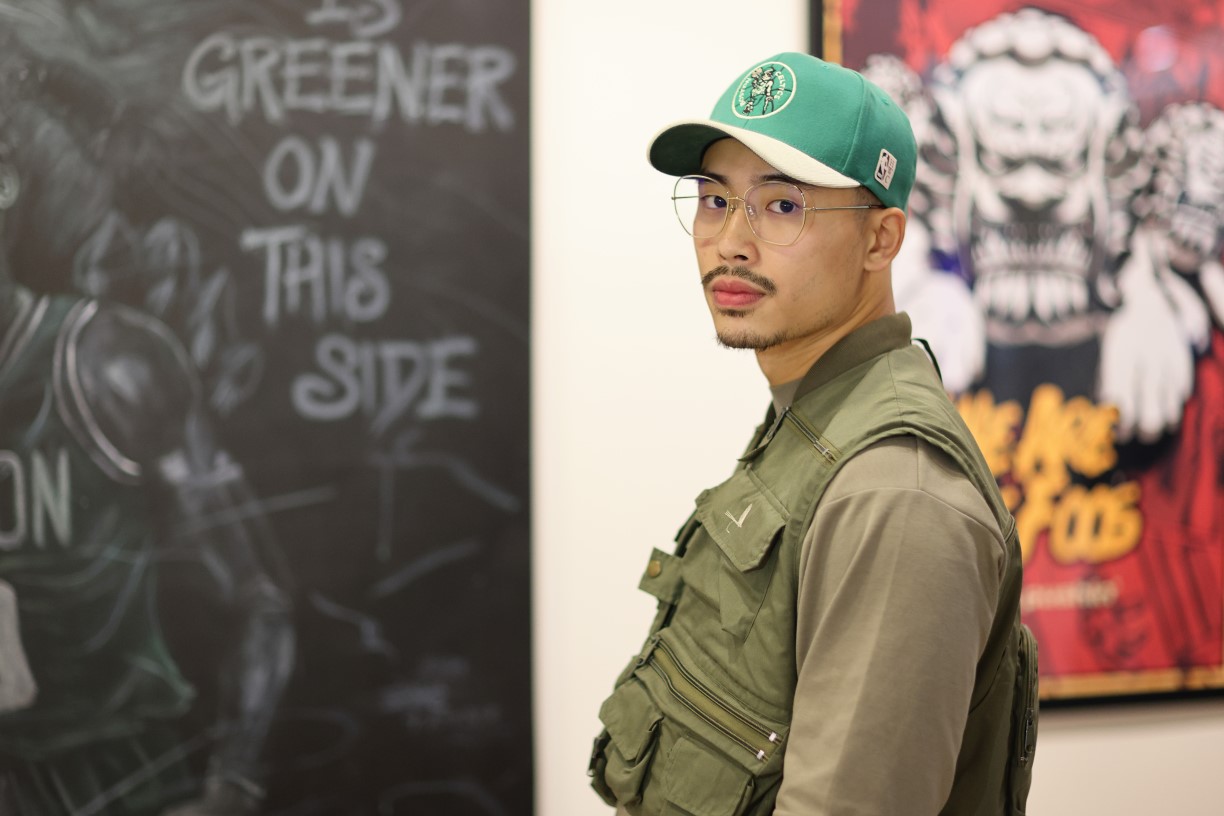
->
[648,120,859,188]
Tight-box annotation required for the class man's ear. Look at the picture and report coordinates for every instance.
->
[865,208,906,273]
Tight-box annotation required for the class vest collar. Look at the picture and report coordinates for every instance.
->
[793,313,912,401]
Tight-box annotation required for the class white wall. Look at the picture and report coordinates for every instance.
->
[530,2,1224,814]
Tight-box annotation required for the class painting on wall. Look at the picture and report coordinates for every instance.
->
[818,0,1224,700]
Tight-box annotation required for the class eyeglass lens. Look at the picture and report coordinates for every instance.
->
[672,176,808,245]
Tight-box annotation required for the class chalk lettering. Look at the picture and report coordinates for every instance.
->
[241,227,389,326]
[306,0,402,39]
[182,33,239,122]
[264,142,313,212]
[0,449,72,550]
[263,136,376,217]
[426,45,466,127]
[331,41,376,114]
[242,37,284,123]
[0,452,25,550]
[31,450,70,548]
[182,36,516,131]
[283,39,332,113]
[292,335,478,427]
[464,46,515,132]
[417,337,478,421]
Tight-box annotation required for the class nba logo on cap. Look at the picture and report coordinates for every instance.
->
[874,149,897,189]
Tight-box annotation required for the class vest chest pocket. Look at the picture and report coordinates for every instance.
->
[692,470,788,640]
[597,677,664,808]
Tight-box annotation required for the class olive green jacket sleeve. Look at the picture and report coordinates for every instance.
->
[773,435,1005,816]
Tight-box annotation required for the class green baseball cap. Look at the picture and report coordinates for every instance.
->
[648,52,917,211]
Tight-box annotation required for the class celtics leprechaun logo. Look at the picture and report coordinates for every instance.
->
[734,62,795,118]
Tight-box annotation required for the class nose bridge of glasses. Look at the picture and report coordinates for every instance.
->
[724,195,756,219]
[720,195,762,241]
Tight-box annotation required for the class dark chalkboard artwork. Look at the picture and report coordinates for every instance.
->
[0,2,530,815]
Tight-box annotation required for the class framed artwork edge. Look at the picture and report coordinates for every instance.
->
[812,0,1224,705]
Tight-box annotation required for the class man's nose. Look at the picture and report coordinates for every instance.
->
[717,200,759,263]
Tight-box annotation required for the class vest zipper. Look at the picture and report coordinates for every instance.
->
[783,411,838,463]
[738,407,790,462]
[1016,625,1039,766]
[649,639,781,763]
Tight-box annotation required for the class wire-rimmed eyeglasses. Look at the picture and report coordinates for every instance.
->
[671,174,884,246]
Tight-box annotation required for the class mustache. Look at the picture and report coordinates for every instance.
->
[700,266,777,294]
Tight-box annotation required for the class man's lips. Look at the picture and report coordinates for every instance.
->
[710,279,766,308]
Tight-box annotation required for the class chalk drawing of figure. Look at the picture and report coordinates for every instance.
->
[0,10,295,816]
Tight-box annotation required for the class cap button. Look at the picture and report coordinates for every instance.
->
[647,559,663,578]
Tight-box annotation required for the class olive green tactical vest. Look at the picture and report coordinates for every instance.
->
[590,315,1037,816]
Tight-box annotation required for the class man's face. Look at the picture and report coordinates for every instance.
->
[694,138,871,354]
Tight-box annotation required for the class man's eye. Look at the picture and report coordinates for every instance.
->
[700,195,728,210]
[767,198,800,215]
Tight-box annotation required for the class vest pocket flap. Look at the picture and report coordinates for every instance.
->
[696,474,787,571]
[599,679,662,763]
[638,548,683,604]
[664,736,753,816]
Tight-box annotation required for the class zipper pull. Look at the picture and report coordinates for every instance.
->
[1019,710,1036,765]
[754,732,781,762]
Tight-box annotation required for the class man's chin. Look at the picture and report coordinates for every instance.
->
[715,327,787,351]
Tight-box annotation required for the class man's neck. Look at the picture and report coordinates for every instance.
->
[755,301,895,386]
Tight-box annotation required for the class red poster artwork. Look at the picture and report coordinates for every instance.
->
[830,0,1224,698]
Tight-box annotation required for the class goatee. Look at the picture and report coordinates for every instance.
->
[702,266,786,351]
[715,328,789,351]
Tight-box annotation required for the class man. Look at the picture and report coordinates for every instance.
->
[0,127,294,816]
[589,53,1037,816]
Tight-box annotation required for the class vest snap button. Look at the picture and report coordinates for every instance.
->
[647,559,663,578]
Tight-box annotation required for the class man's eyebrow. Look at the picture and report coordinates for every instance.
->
[758,171,808,187]
[699,169,813,188]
